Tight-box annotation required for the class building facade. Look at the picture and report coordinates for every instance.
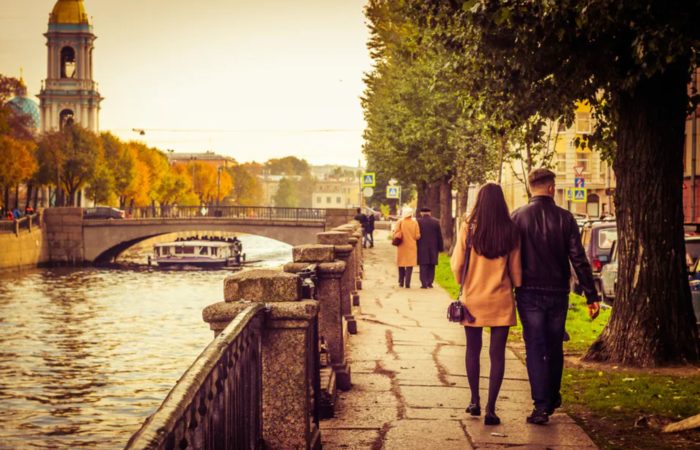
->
[683,68,700,223]
[501,102,616,216]
[38,0,102,133]
[311,179,360,209]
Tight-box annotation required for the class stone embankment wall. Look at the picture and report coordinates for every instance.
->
[0,225,48,271]
[43,208,84,264]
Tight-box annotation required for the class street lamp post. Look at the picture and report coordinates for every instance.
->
[217,166,222,208]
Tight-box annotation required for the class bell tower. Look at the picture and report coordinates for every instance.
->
[39,0,102,133]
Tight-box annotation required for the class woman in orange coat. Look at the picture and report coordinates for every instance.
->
[393,207,421,288]
[450,183,521,426]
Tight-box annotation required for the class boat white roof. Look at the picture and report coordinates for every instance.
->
[154,240,234,248]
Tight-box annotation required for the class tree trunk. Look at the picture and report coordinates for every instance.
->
[584,63,699,366]
[439,177,454,250]
[3,185,9,211]
[25,184,33,209]
[13,184,19,209]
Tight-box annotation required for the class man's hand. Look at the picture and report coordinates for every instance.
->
[588,301,601,320]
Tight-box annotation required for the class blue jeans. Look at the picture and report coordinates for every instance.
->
[516,290,568,411]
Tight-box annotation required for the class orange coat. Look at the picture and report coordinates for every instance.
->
[394,217,421,267]
[450,222,522,327]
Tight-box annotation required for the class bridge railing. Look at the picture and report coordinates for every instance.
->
[125,304,265,450]
[127,206,326,221]
[0,213,41,235]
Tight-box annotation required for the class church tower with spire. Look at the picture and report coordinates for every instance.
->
[39,0,102,133]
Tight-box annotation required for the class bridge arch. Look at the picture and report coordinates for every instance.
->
[83,218,326,263]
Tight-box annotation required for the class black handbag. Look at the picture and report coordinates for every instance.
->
[447,223,476,323]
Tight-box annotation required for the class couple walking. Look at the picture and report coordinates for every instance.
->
[393,207,444,289]
[450,169,600,426]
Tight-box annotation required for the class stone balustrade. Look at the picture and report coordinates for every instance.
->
[197,220,364,449]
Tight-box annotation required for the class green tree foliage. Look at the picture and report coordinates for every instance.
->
[272,177,300,207]
[264,156,310,176]
[227,164,263,205]
[424,0,700,366]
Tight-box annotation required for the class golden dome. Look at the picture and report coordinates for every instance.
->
[49,0,89,25]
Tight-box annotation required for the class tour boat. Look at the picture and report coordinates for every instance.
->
[152,238,244,268]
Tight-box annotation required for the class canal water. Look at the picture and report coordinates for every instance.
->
[0,234,291,449]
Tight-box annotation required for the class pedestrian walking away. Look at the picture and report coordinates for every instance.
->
[364,211,375,248]
[511,168,601,425]
[451,183,522,426]
[393,207,420,288]
[416,207,443,288]
[353,207,368,243]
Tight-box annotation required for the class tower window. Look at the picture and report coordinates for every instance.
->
[59,109,74,129]
[60,46,76,79]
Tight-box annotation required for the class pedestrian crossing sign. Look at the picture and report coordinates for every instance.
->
[386,186,401,199]
[362,172,376,187]
[572,188,587,203]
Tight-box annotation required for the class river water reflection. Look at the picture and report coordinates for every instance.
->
[0,235,291,449]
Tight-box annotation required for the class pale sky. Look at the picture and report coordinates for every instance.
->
[0,0,372,166]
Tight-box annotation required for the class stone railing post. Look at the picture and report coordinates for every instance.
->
[285,243,351,391]
[202,269,321,450]
[318,231,357,334]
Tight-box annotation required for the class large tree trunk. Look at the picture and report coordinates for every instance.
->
[438,177,454,250]
[585,64,699,366]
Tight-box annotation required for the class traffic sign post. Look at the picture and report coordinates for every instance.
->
[361,172,376,187]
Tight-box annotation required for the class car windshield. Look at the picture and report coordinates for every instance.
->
[598,229,617,249]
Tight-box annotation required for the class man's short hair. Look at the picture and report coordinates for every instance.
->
[528,168,556,188]
[356,208,362,213]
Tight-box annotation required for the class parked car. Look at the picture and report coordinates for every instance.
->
[84,206,125,220]
[600,236,700,308]
[576,220,617,294]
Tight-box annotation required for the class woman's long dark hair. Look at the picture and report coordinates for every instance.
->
[467,183,520,259]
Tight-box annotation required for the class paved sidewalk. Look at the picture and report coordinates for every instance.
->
[321,230,597,449]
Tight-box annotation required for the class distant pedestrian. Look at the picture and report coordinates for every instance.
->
[451,182,521,426]
[393,207,420,288]
[511,168,600,425]
[354,207,367,231]
[364,212,375,248]
[416,207,443,288]
[12,208,21,219]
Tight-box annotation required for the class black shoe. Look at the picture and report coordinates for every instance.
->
[526,408,549,425]
[420,286,427,289]
[465,404,481,416]
[428,285,433,288]
[546,395,562,415]
[484,413,501,425]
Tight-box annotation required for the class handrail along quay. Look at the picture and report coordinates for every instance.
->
[125,304,265,450]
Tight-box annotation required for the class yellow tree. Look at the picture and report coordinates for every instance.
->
[0,136,36,209]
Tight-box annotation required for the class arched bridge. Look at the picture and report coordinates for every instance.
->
[44,206,356,264]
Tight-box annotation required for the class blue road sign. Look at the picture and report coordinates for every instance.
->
[575,177,585,188]
[386,186,401,199]
[572,188,587,203]
[362,172,376,187]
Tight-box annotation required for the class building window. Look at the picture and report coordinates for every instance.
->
[555,153,567,174]
[576,153,591,174]
[575,112,592,134]
[59,109,74,130]
[60,46,77,79]
[316,196,321,204]
[336,197,341,204]
[326,196,331,204]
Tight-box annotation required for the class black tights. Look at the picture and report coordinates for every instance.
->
[464,326,509,414]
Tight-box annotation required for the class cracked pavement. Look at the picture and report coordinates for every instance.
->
[320,230,598,450]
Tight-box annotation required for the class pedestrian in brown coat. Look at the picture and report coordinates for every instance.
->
[393,207,421,288]
[451,183,522,426]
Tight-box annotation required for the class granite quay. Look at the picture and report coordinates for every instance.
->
[126,219,366,449]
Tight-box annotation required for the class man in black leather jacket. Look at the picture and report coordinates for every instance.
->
[511,168,600,425]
